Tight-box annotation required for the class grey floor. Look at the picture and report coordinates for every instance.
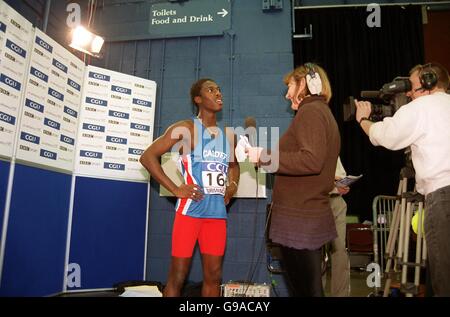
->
[56,258,421,297]
[56,271,383,297]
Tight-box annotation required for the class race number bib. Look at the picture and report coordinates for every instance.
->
[201,162,228,195]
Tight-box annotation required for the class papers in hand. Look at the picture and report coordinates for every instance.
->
[335,174,363,187]
[119,285,163,297]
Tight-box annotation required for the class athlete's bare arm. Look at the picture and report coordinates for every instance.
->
[140,120,203,201]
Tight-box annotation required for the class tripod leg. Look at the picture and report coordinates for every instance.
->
[385,199,400,266]
[383,179,406,297]
[382,198,395,273]
[397,195,408,265]
[385,180,404,255]
[383,200,400,296]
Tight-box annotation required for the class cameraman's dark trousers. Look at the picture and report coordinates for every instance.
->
[424,184,450,296]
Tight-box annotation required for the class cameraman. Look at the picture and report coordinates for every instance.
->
[355,62,450,296]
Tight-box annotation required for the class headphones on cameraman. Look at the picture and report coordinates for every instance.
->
[304,63,322,95]
[419,63,438,91]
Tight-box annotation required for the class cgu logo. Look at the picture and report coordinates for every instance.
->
[129,148,144,155]
[1,74,21,91]
[52,59,68,73]
[133,98,151,107]
[61,135,75,145]
[25,99,44,113]
[107,136,127,145]
[21,132,40,144]
[83,123,105,132]
[131,123,150,131]
[112,85,131,95]
[81,150,102,159]
[36,36,53,53]
[206,162,228,173]
[109,110,129,119]
[44,118,61,130]
[40,149,57,160]
[0,112,16,125]
[64,106,77,118]
[6,40,26,58]
[31,67,48,82]
[68,79,80,91]
[89,72,110,82]
[86,97,107,107]
[104,162,125,170]
[49,88,64,101]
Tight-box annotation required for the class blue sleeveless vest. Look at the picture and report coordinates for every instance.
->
[175,118,230,219]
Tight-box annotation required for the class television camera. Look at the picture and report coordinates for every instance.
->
[343,77,412,122]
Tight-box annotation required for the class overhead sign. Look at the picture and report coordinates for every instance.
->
[148,0,231,39]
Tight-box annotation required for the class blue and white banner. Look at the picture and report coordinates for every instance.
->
[75,65,156,181]
[0,1,156,180]
[15,28,85,171]
[0,0,33,159]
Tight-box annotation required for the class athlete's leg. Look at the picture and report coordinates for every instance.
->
[201,254,223,296]
[165,213,200,297]
[199,218,226,297]
[164,257,193,297]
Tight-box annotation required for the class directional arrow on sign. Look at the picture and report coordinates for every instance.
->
[147,0,231,39]
[217,8,228,18]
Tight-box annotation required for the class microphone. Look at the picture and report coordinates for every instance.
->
[244,116,257,147]
[244,116,259,171]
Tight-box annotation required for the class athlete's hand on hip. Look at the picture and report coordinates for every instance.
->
[174,184,204,201]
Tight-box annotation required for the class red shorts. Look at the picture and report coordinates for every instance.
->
[172,213,227,257]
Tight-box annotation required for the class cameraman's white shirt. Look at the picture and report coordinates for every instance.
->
[369,92,450,195]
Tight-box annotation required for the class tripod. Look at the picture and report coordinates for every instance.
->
[382,167,426,297]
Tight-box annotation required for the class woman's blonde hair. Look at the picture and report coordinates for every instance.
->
[283,63,332,103]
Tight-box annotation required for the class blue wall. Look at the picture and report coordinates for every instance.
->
[69,177,148,290]
[0,163,149,295]
[0,164,71,296]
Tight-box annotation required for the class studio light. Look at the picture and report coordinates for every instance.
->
[69,26,104,57]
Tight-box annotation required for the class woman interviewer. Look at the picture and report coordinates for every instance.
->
[257,63,340,296]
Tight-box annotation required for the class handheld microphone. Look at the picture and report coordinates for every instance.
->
[244,116,259,172]
[244,116,257,147]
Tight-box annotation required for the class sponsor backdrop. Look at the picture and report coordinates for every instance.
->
[15,28,85,172]
[75,65,156,181]
[0,1,155,296]
[0,0,33,159]
[68,66,156,290]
